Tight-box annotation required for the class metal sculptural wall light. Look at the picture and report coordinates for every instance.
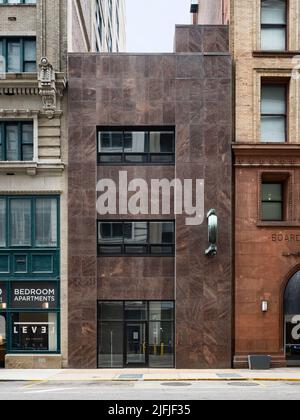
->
[205,209,218,258]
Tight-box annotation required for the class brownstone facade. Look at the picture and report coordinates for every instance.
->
[234,146,300,368]
[68,25,232,369]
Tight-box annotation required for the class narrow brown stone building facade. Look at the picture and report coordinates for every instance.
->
[68,25,232,369]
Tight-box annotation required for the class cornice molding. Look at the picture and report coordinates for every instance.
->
[233,144,300,167]
[0,72,67,97]
[0,109,62,119]
[0,162,65,176]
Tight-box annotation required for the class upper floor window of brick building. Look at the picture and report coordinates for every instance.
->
[98,221,175,256]
[98,129,175,165]
[0,122,33,161]
[0,38,36,73]
[261,183,284,221]
[261,0,287,51]
[261,84,287,142]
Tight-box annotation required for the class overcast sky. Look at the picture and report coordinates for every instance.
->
[125,0,191,53]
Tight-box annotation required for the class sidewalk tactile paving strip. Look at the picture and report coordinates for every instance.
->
[217,374,243,379]
[118,374,144,379]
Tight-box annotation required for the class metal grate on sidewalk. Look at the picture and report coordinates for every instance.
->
[118,374,144,379]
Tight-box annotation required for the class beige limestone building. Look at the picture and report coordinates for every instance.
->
[0,0,125,369]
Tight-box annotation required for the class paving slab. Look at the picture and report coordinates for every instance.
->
[0,368,299,382]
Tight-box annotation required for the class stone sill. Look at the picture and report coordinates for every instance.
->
[257,222,300,228]
[253,51,300,58]
[0,162,65,175]
[0,4,36,7]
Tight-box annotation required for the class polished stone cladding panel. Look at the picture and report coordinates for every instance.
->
[68,25,232,368]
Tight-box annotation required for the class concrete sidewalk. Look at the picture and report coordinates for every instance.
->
[0,368,300,382]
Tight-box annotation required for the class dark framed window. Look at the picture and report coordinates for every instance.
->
[0,122,33,161]
[98,221,175,256]
[261,0,287,51]
[97,301,175,369]
[98,129,175,165]
[0,196,59,249]
[261,83,287,142]
[0,37,36,73]
[261,182,284,221]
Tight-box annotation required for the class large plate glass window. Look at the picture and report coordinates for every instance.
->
[149,302,175,368]
[11,312,58,352]
[98,302,124,368]
[97,301,175,369]
[0,314,6,367]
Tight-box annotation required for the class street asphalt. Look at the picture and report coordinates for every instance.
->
[0,379,299,400]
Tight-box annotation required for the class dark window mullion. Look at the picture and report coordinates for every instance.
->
[7,197,11,248]
[4,39,7,73]
[18,122,22,161]
[122,221,125,251]
[146,132,150,163]
[122,131,125,163]
[32,197,36,248]
[2,123,6,161]
[5,197,8,248]
[20,38,24,73]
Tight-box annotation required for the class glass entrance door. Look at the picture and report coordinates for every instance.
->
[0,315,6,368]
[125,323,147,367]
[285,315,300,366]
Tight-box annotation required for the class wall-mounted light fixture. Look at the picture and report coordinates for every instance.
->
[205,209,218,258]
[0,303,6,310]
[262,301,268,313]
